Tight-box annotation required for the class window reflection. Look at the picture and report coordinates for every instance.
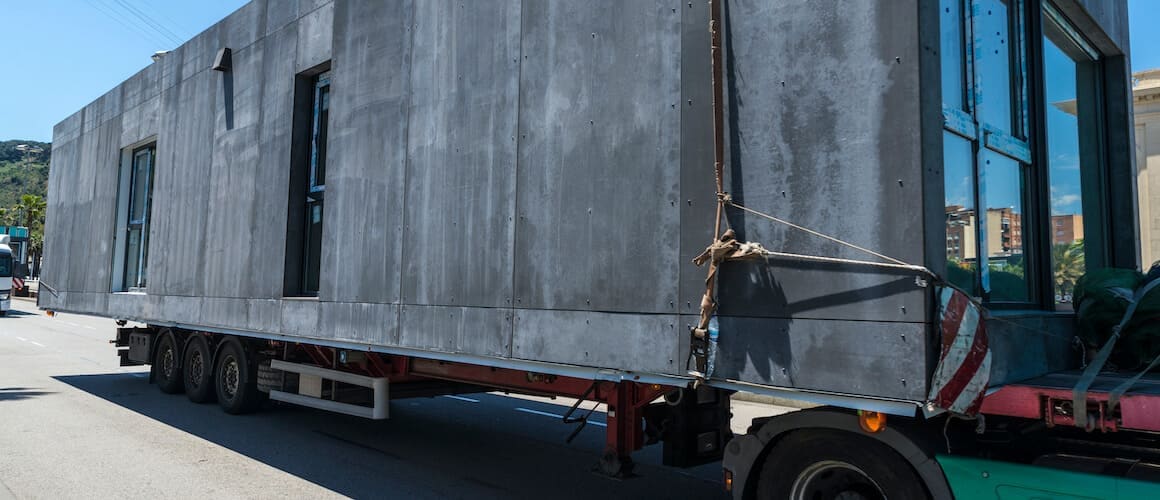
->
[1043,17,1096,305]
[944,132,978,295]
[976,0,1017,133]
[941,0,966,110]
[980,152,1028,302]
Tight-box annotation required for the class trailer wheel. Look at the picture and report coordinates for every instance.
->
[755,429,928,500]
[154,331,184,394]
[214,339,263,414]
[183,336,215,403]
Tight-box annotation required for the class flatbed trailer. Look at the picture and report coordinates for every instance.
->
[39,0,1160,498]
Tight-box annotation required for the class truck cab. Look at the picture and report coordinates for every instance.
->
[0,234,12,316]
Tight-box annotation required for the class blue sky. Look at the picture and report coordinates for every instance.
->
[0,0,247,142]
[0,0,1156,143]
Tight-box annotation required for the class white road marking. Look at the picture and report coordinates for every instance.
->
[15,337,27,342]
[514,407,607,427]
[29,341,45,347]
[442,395,480,403]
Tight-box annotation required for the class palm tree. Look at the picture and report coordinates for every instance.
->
[1053,239,1085,299]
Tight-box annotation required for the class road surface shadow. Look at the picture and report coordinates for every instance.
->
[1,308,38,318]
[54,373,725,500]
[0,387,52,401]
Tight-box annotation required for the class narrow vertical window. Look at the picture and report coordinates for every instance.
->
[303,71,330,294]
[285,66,331,296]
[1042,4,1105,305]
[122,144,155,291]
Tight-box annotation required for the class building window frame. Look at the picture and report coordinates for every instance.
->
[113,141,157,292]
[941,0,1113,308]
[284,64,331,297]
[941,0,1036,304]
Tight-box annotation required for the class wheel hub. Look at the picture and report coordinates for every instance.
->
[161,346,175,379]
[188,351,203,388]
[222,357,239,399]
[790,460,886,500]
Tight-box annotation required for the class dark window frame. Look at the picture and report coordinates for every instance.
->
[940,0,1115,309]
[121,143,156,291]
[284,63,331,297]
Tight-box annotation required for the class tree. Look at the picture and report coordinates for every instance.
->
[1053,239,1085,298]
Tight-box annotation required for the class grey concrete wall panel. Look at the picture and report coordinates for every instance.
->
[514,310,681,375]
[295,1,332,72]
[713,316,928,401]
[120,96,161,148]
[181,24,222,82]
[42,138,77,297]
[107,293,148,320]
[265,0,299,37]
[201,297,249,329]
[205,42,265,297]
[160,295,203,326]
[53,109,84,145]
[515,0,682,314]
[83,118,123,295]
[120,63,162,112]
[321,301,397,344]
[986,315,1077,385]
[400,305,511,358]
[281,299,320,337]
[65,129,98,292]
[159,45,186,91]
[154,72,216,297]
[1069,0,1130,55]
[247,298,283,332]
[678,0,719,317]
[300,0,330,17]
[401,0,521,309]
[321,0,413,303]
[719,0,925,266]
[248,22,298,299]
[83,90,122,134]
[717,259,929,323]
[218,0,266,51]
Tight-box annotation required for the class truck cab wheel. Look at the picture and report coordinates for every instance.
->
[183,336,215,403]
[214,339,263,414]
[154,331,184,394]
[756,429,929,500]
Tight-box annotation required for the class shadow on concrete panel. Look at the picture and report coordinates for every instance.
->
[53,372,725,500]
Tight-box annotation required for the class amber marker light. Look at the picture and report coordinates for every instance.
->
[723,469,733,492]
[46,310,55,317]
[859,410,887,433]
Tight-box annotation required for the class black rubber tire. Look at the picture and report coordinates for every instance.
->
[755,429,929,500]
[183,336,215,403]
[154,331,184,394]
[214,339,263,414]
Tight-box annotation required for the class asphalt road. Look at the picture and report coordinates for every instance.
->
[0,298,782,499]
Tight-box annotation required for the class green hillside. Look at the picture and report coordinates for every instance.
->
[0,140,50,208]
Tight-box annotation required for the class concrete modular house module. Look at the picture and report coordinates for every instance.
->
[42,0,1136,407]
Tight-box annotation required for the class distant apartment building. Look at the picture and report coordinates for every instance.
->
[1137,69,1160,266]
[946,206,1036,261]
[1052,214,1084,246]
[987,207,1023,257]
[946,206,977,261]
